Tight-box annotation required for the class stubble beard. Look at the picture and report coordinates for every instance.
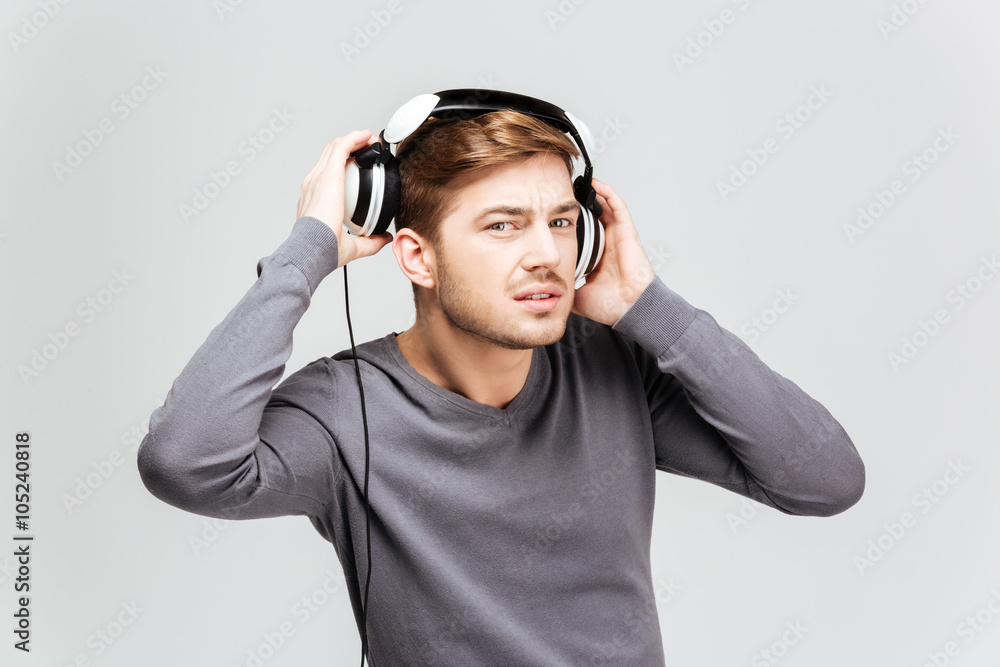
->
[435,247,569,351]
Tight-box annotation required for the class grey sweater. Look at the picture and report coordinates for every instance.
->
[137,215,865,666]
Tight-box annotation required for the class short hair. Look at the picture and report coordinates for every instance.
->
[394,109,581,301]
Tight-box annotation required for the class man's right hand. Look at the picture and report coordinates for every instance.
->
[297,129,394,268]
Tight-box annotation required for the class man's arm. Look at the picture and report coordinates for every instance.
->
[572,178,863,517]
[137,216,343,519]
[137,130,393,520]
[611,276,865,517]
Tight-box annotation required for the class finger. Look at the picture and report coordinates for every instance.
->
[302,140,337,186]
[591,178,620,207]
[593,181,630,224]
[351,232,393,259]
[329,129,374,163]
[594,192,613,221]
[306,130,373,183]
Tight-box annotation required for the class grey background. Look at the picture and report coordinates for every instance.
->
[2,0,998,665]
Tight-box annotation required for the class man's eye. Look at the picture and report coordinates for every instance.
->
[488,221,512,232]
[551,218,574,228]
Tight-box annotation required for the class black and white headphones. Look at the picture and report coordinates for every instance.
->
[342,88,605,289]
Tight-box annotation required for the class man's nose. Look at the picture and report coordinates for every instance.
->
[522,221,563,270]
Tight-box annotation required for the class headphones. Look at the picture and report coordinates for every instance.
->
[338,89,605,667]
[342,88,605,289]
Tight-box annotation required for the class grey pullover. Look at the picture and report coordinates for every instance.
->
[137,215,865,666]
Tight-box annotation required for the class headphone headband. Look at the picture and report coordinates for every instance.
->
[424,89,595,180]
[345,88,605,288]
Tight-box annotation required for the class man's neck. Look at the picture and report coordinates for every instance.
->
[395,316,534,411]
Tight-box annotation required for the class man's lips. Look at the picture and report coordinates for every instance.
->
[515,294,560,312]
[513,284,562,300]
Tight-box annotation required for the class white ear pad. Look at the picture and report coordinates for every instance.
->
[342,160,385,236]
[363,162,385,236]
[356,162,383,237]
[575,205,595,289]
[384,93,440,144]
[593,216,605,271]
[343,160,363,234]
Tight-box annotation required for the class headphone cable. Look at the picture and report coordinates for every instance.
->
[343,263,373,667]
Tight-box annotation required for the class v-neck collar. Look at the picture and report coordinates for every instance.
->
[383,332,545,421]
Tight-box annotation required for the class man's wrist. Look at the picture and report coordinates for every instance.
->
[257,216,340,294]
[609,274,656,325]
[611,276,698,356]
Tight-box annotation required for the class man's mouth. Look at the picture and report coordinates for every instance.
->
[513,283,563,301]
[514,293,560,312]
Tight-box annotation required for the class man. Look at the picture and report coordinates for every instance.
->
[138,109,865,666]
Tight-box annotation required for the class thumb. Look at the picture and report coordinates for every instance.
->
[345,232,393,263]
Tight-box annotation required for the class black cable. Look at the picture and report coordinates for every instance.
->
[343,263,373,667]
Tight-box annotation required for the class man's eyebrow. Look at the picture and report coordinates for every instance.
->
[470,200,580,223]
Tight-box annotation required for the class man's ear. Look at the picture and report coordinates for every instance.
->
[392,227,437,290]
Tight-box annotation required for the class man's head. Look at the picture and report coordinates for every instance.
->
[391,109,583,350]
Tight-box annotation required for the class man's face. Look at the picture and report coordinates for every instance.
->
[430,152,580,350]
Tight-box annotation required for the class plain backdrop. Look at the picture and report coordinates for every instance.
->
[2,1,998,665]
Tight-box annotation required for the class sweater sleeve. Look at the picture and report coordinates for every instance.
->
[136,216,343,520]
[610,276,865,517]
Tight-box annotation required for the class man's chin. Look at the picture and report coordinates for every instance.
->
[511,317,570,349]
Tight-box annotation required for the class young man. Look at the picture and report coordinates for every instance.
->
[138,110,865,666]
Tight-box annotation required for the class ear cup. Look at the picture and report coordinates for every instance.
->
[572,185,605,289]
[574,204,595,288]
[371,154,400,236]
[365,162,385,236]
[343,142,392,236]
[587,211,605,275]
